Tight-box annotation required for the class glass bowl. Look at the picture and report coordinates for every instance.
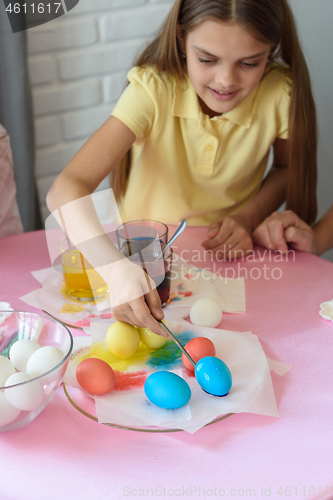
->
[0,310,73,432]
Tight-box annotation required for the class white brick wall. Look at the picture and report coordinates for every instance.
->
[28,55,57,85]
[35,116,62,147]
[57,41,141,80]
[28,17,99,53]
[27,0,174,224]
[99,6,170,41]
[33,80,102,115]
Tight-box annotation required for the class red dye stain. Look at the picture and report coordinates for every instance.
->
[114,370,147,391]
[185,273,194,280]
[74,318,91,327]
[99,313,114,319]
[75,313,113,327]
[178,290,193,297]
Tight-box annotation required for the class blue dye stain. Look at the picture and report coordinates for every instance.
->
[170,297,181,302]
[147,331,195,370]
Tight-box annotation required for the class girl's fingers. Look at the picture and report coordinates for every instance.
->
[111,305,146,328]
[208,224,253,258]
[254,211,305,252]
[112,300,166,337]
[253,222,274,249]
[144,288,165,320]
[284,226,304,246]
[284,226,317,254]
[266,220,288,251]
[207,219,221,238]
[202,219,236,249]
[226,242,253,260]
[129,296,167,337]
[224,234,253,259]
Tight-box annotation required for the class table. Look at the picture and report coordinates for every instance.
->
[1,227,333,500]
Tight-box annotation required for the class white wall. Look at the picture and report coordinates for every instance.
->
[27,0,333,261]
[27,0,174,224]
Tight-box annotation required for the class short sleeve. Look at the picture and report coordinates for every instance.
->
[111,66,165,141]
[276,73,292,139]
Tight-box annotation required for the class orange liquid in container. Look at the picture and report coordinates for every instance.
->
[61,249,108,301]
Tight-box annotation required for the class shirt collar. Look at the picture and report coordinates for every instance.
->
[172,75,259,129]
[172,77,202,121]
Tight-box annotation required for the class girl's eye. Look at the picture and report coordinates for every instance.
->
[242,62,260,68]
[197,58,215,64]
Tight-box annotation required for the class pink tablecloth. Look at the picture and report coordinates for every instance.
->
[1,227,333,500]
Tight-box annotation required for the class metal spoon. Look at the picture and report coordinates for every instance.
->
[158,319,196,367]
[162,219,187,255]
[157,320,232,397]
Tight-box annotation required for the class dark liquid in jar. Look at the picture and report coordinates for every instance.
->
[121,238,171,306]
[151,263,171,307]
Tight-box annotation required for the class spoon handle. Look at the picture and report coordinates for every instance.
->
[162,219,187,254]
[158,320,196,368]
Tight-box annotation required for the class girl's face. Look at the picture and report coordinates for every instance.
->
[182,20,272,118]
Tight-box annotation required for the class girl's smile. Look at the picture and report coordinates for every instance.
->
[182,20,272,118]
[208,88,239,101]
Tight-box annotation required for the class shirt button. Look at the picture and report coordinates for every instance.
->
[205,145,214,152]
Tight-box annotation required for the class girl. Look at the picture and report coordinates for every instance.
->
[47,0,317,336]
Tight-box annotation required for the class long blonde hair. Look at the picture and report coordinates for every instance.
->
[112,0,317,224]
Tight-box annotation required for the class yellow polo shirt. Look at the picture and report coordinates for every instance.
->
[111,64,291,226]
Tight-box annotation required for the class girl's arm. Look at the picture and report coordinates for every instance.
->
[47,116,166,337]
[202,138,288,258]
[312,205,333,255]
[48,116,136,207]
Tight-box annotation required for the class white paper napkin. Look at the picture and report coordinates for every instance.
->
[19,259,246,327]
[165,260,245,322]
[19,267,112,326]
[64,320,292,434]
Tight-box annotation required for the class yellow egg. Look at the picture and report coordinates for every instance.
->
[106,321,140,358]
[138,326,168,349]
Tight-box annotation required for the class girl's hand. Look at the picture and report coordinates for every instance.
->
[253,210,317,255]
[106,258,168,337]
[201,214,253,259]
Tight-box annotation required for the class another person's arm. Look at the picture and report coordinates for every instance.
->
[253,204,333,256]
[47,115,166,336]
[312,205,333,255]
[202,137,288,258]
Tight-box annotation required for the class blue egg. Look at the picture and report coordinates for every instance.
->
[144,371,191,409]
[195,356,232,397]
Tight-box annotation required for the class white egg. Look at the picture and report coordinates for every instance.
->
[0,356,16,387]
[26,346,64,383]
[5,372,44,411]
[0,392,21,426]
[9,339,42,372]
[190,297,223,328]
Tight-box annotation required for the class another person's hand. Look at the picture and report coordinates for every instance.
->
[201,214,253,259]
[106,258,167,337]
[253,210,317,254]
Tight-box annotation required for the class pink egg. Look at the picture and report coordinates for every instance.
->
[182,337,216,371]
[76,358,116,395]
